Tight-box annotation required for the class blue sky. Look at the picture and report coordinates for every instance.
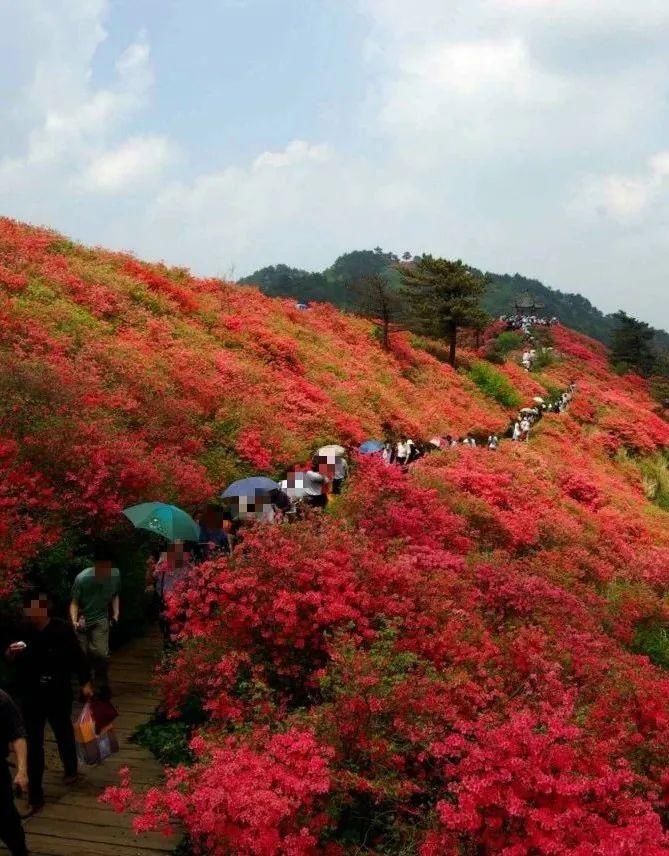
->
[2,0,669,327]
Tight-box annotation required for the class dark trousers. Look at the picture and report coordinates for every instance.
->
[307,494,327,509]
[77,619,110,696]
[0,763,27,856]
[22,689,77,805]
[332,479,343,495]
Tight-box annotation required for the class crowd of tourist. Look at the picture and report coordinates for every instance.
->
[0,318,576,856]
[501,313,559,335]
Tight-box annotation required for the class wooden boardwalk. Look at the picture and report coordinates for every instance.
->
[2,629,177,856]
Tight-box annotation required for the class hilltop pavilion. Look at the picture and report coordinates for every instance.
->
[514,292,544,317]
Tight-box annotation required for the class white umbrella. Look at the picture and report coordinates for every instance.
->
[318,444,346,457]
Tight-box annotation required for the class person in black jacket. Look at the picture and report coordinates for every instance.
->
[5,592,93,813]
[0,689,28,856]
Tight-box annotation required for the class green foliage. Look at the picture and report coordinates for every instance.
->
[650,365,669,406]
[237,251,669,362]
[639,452,669,511]
[469,361,522,409]
[326,249,397,286]
[610,311,658,378]
[400,256,488,366]
[410,335,452,363]
[239,264,336,306]
[23,532,87,609]
[348,274,406,350]
[633,622,669,668]
[133,718,194,766]
[531,348,555,372]
[484,331,524,364]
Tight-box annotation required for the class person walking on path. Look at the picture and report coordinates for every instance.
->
[396,438,410,466]
[303,462,329,509]
[332,456,349,495]
[512,421,522,442]
[520,417,531,441]
[70,544,120,699]
[146,542,193,642]
[0,689,28,856]
[6,592,93,814]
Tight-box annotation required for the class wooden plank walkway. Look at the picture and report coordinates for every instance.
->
[2,629,177,856]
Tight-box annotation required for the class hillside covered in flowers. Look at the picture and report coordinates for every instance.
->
[2,217,669,853]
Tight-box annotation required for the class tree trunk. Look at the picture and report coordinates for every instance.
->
[448,324,457,366]
[475,328,481,349]
[382,317,390,351]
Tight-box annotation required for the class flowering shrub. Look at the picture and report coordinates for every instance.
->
[111,454,669,853]
[1,219,669,851]
[104,730,334,856]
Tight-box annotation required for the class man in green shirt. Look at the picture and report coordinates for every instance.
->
[70,545,121,698]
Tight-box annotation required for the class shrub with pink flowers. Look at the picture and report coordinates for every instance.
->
[0,219,668,852]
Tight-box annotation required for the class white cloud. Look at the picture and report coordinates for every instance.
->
[3,0,669,330]
[491,0,669,33]
[380,36,566,139]
[81,135,177,193]
[572,151,669,222]
[573,175,653,221]
[253,140,331,171]
[0,1,158,201]
[24,32,153,167]
[137,139,424,275]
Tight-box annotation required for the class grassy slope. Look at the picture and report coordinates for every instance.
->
[0,216,667,596]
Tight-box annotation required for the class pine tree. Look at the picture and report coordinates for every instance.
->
[610,311,658,377]
[400,256,487,366]
[349,274,405,351]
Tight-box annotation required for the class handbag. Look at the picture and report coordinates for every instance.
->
[89,696,119,734]
[74,702,120,765]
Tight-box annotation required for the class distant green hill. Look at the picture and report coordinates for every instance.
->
[240,250,669,352]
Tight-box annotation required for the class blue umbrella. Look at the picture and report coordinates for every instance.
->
[221,477,279,500]
[123,502,200,542]
[358,440,385,455]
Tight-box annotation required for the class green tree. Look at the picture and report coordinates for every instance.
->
[610,311,658,377]
[400,256,487,366]
[466,304,492,349]
[326,250,395,287]
[349,274,405,351]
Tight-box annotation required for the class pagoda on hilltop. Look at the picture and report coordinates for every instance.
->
[514,291,544,316]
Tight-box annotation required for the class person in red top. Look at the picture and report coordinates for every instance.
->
[146,541,193,642]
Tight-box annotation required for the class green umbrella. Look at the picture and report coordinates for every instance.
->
[122,502,200,542]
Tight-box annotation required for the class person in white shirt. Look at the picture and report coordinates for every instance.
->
[488,434,499,450]
[332,456,349,495]
[303,464,329,509]
[520,418,531,440]
[512,421,522,441]
[396,438,410,465]
[382,443,393,465]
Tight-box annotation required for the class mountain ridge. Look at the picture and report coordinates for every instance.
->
[240,250,669,352]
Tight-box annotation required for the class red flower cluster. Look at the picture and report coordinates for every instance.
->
[2,219,669,852]
[116,450,669,853]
